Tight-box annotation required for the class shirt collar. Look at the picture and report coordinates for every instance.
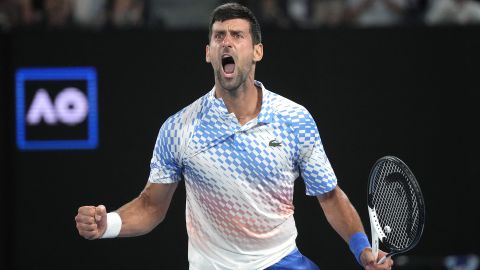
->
[255,81,275,124]
[206,80,275,124]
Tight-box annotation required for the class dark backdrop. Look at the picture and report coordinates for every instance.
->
[1,26,479,269]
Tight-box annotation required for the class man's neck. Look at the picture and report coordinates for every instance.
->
[215,80,261,126]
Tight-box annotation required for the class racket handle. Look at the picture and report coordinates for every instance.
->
[370,219,379,259]
[377,254,391,264]
[368,206,386,262]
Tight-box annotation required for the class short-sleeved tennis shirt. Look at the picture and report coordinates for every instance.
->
[148,81,337,270]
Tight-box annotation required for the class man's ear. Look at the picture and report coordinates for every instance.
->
[253,43,263,62]
[206,44,211,63]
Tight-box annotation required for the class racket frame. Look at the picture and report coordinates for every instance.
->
[367,156,426,263]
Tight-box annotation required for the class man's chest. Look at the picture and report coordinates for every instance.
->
[182,123,299,187]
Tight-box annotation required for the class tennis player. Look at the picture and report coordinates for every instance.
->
[75,3,394,270]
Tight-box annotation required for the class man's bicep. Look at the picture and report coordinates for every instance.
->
[295,110,337,196]
[141,181,179,208]
[299,141,338,196]
[148,116,184,184]
[316,185,339,205]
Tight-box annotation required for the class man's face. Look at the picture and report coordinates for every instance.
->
[206,18,263,92]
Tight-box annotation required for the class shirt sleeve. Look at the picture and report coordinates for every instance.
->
[296,110,337,196]
[148,116,183,184]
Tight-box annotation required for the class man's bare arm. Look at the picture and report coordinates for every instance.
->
[317,186,393,269]
[116,182,178,237]
[75,182,178,239]
[317,185,364,242]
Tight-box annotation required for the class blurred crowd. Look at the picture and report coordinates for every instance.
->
[1,0,480,32]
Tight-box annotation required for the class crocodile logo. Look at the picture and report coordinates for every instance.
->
[269,139,282,147]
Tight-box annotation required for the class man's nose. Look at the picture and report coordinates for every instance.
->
[222,34,232,47]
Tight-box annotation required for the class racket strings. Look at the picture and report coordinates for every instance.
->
[372,160,422,251]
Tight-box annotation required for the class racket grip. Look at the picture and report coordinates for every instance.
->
[377,254,390,264]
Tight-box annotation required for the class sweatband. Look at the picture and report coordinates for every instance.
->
[101,212,122,239]
[349,232,371,266]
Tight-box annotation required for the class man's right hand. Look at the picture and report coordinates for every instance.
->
[75,205,108,240]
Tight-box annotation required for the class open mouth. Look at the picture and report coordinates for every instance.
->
[222,55,235,75]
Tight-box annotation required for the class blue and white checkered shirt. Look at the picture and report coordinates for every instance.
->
[149,81,337,270]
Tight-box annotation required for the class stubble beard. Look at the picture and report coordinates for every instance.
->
[215,67,248,94]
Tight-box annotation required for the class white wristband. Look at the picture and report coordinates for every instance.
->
[101,212,122,239]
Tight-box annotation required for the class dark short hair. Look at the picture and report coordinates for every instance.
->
[208,3,262,45]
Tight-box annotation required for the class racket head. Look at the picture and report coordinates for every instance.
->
[367,156,425,255]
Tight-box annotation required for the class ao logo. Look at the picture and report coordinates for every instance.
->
[16,67,98,150]
[27,87,88,126]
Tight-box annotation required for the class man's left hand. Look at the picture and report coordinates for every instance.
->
[360,248,394,270]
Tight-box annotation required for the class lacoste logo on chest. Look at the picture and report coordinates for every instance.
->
[269,139,282,147]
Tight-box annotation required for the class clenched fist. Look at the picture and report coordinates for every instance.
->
[75,205,108,240]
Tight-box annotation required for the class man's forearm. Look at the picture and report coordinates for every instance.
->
[115,182,178,237]
[115,195,163,237]
[317,186,366,242]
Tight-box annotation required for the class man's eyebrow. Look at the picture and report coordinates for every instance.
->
[229,30,244,34]
[212,27,245,33]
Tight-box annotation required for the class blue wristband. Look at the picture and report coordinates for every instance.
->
[349,232,371,266]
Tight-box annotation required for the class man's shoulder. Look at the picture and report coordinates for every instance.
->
[265,89,319,142]
[265,89,311,122]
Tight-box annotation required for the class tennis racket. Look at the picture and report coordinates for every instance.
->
[367,156,425,264]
